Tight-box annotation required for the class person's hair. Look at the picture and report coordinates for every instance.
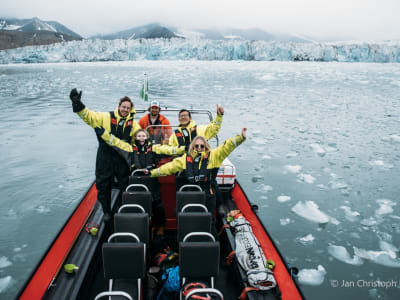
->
[119,96,133,108]
[179,109,191,118]
[134,129,149,139]
[188,136,211,154]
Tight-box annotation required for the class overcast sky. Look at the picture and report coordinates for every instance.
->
[2,0,400,40]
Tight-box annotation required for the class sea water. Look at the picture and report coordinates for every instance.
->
[0,61,399,300]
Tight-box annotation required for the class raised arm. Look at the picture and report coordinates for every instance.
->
[209,128,247,167]
[198,104,224,140]
[150,155,186,177]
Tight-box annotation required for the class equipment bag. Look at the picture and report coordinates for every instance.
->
[229,212,277,290]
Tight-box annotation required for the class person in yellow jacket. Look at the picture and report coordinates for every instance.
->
[69,88,141,220]
[150,128,247,235]
[168,105,224,153]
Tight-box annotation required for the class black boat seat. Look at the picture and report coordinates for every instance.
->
[114,212,149,245]
[122,192,153,215]
[176,185,206,213]
[178,210,212,242]
[129,176,160,194]
[179,232,220,300]
[101,234,146,300]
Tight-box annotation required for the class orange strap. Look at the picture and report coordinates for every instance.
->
[218,224,230,237]
[239,287,260,300]
[226,251,236,266]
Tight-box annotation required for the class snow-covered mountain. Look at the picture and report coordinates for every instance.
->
[92,23,179,40]
[1,38,399,64]
[0,17,82,50]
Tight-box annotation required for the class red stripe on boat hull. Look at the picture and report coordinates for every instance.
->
[232,181,303,300]
[19,184,98,300]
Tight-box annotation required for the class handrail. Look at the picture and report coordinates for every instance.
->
[107,233,140,243]
[181,204,208,213]
[179,184,203,192]
[118,204,145,214]
[185,288,224,300]
[125,184,149,192]
[131,169,148,176]
[183,232,215,242]
[94,291,133,300]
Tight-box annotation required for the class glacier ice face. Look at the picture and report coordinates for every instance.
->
[1,38,400,64]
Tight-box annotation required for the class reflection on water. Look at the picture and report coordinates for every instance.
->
[0,61,399,299]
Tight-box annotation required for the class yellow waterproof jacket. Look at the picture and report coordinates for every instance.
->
[99,131,185,156]
[77,106,141,144]
[151,134,245,177]
[168,114,223,147]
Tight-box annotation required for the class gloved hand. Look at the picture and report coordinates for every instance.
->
[94,127,105,136]
[69,88,85,112]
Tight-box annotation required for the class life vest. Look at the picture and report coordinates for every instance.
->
[185,153,212,183]
[132,141,156,170]
[175,126,197,149]
[110,111,133,143]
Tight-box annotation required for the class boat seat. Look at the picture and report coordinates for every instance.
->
[176,186,206,213]
[114,211,150,245]
[101,234,146,300]
[178,205,212,242]
[179,233,220,300]
[122,191,153,215]
[129,176,160,197]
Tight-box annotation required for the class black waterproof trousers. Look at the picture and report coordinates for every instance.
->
[95,143,130,214]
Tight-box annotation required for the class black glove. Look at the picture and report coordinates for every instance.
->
[94,127,105,136]
[69,88,85,112]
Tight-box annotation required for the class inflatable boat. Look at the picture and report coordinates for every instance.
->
[16,109,305,300]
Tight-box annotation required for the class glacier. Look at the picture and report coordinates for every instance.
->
[1,38,400,64]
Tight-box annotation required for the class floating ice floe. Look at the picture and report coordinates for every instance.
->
[360,217,379,227]
[354,247,400,268]
[257,184,273,192]
[375,199,396,215]
[379,241,398,258]
[297,234,315,245]
[291,201,330,224]
[327,245,363,265]
[262,154,272,160]
[298,265,327,286]
[0,257,12,269]
[297,173,316,184]
[381,134,400,143]
[277,195,291,203]
[280,218,291,226]
[0,276,13,293]
[370,160,394,170]
[340,206,361,222]
[284,165,302,174]
[35,205,51,214]
[309,143,326,157]
[286,151,298,158]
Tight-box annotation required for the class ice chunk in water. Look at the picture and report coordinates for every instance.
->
[379,241,398,258]
[277,195,291,203]
[0,276,13,293]
[280,218,291,226]
[284,165,302,173]
[327,245,363,265]
[297,173,316,184]
[375,199,396,215]
[309,143,326,157]
[381,134,400,143]
[298,265,327,286]
[0,257,12,268]
[291,201,330,224]
[297,234,315,245]
[340,206,360,222]
[354,247,400,267]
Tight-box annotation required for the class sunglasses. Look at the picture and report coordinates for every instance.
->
[194,144,205,150]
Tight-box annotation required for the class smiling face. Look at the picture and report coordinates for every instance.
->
[193,141,206,152]
[135,130,147,145]
[118,100,132,118]
[150,106,160,117]
[178,110,192,126]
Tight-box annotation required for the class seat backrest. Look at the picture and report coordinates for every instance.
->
[114,213,149,244]
[178,212,212,242]
[122,191,153,215]
[103,242,146,280]
[176,191,206,213]
[179,241,220,279]
[129,176,159,191]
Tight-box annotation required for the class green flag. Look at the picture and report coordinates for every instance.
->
[140,75,149,101]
